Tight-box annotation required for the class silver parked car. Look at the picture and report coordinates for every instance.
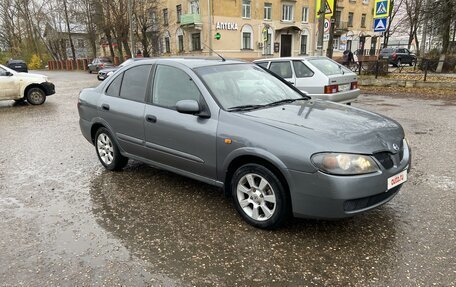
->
[254,56,360,104]
[78,58,410,229]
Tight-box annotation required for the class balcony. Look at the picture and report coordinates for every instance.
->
[334,21,349,34]
[180,14,202,26]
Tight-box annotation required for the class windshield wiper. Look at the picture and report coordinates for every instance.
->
[262,98,307,107]
[227,104,264,112]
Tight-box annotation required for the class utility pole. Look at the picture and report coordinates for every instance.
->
[317,0,326,56]
[128,0,135,58]
[326,0,337,58]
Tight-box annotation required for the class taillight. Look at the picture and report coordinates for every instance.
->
[99,63,104,67]
[324,85,339,94]
[351,81,358,90]
[391,52,397,60]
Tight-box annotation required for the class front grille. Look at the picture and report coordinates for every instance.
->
[373,152,394,169]
[343,186,400,212]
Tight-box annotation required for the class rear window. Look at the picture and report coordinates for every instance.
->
[308,58,348,76]
[381,48,393,53]
[100,58,112,63]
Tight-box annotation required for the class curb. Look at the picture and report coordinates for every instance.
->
[359,77,456,89]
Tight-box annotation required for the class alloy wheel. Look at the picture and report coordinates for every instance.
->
[97,133,114,165]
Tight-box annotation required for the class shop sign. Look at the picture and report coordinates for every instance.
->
[215,22,238,30]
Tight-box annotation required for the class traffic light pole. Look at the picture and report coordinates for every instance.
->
[317,0,326,56]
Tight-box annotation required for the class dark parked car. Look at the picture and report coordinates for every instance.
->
[6,59,28,73]
[97,57,148,81]
[78,58,411,229]
[379,48,417,67]
[88,57,114,73]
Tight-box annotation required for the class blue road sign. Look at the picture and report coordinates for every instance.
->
[374,0,389,18]
[374,18,387,32]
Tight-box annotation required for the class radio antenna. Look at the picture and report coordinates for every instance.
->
[202,42,225,62]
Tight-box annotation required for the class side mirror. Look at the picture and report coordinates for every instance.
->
[5,71,12,76]
[176,100,201,115]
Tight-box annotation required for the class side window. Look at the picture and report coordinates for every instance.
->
[119,65,151,102]
[269,61,292,78]
[256,62,269,68]
[0,67,6,76]
[152,65,201,108]
[292,61,314,78]
[105,73,123,97]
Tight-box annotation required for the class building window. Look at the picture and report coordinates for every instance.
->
[361,13,366,28]
[263,27,273,55]
[178,35,184,52]
[241,25,253,49]
[282,4,294,21]
[176,5,182,23]
[300,34,308,54]
[242,0,251,18]
[302,7,309,23]
[333,36,340,50]
[192,33,201,50]
[164,31,170,53]
[264,3,272,20]
[163,8,168,25]
[190,0,199,14]
[335,11,341,26]
[348,12,354,27]
[177,28,184,52]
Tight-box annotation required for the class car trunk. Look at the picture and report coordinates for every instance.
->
[327,74,357,92]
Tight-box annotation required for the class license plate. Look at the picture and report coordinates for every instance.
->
[15,66,22,68]
[387,170,407,190]
[339,84,350,92]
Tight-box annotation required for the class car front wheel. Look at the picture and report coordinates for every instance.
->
[231,164,289,229]
[95,128,128,171]
[26,88,46,105]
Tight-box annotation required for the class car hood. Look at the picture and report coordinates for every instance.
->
[15,72,47,81]
[239,100,404,154]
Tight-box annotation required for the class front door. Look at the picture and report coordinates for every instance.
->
[144,64,217,179]
[280,35,292,57]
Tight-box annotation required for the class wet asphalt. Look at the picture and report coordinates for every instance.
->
[0,71,454,286]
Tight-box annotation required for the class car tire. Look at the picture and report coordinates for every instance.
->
[89,70,92,74]
[26,87,46,105]
[231,163,289,229]
[97,75,104,81]
[95,128,128,171]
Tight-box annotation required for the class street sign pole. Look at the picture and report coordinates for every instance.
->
[317,0,325,56]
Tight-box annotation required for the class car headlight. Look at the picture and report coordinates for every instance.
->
[311,153,379,175]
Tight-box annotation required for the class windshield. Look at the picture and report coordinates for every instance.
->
[308,58,351,76]
[195,64,304,110]
[0,64,17,74]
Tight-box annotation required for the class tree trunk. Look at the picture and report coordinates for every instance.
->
[63,0,77,65]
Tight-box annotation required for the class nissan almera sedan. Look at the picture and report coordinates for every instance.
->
[78,58,411,229]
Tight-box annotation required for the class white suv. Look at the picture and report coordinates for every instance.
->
[0,64,55,105]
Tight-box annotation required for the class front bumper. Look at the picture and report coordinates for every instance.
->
[288,140,411,219]
[41,82,55,96]
[310,89,360,104]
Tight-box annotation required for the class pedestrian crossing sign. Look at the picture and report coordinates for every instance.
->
[373,18,387,32]
[316,0,334,18]
[374,0,390,18]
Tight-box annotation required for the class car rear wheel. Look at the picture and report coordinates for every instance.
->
[26,88,46,105]
[95,128,128,171]
[231,164,289,229]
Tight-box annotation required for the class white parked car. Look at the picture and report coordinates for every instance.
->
[254,56,360,104]
[0,64,55,105]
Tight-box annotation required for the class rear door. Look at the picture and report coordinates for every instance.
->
[268,61,295,85]
[292,60,316,94]
[98,64,152,157]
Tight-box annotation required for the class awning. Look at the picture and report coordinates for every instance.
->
[275,26,302,33]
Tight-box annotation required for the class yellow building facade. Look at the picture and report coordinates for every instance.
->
[158,0,380,60]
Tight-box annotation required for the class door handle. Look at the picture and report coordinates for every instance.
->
[101,104,110,111]
[145,114,157,123]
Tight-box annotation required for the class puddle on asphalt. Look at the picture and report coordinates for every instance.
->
[89,162,403,286]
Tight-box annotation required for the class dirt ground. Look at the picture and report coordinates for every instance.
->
[0,70,455,286]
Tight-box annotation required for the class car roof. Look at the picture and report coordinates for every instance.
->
[129,57,247,69]
[7,59,26,64]
[253,56,330,62]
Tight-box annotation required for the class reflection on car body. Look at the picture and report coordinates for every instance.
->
[78,58,410,229]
